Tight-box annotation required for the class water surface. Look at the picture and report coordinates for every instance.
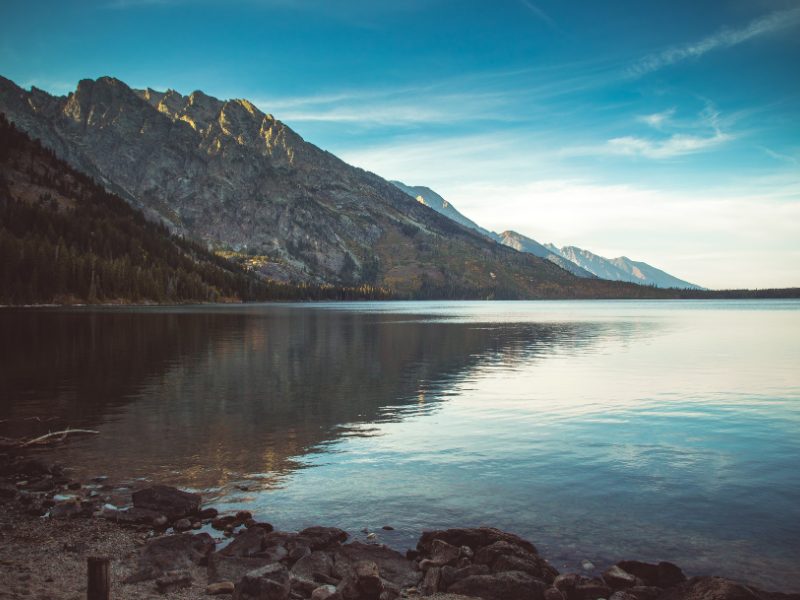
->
[1,300,798,589]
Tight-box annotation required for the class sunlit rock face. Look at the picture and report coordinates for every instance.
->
[0,75,576,294]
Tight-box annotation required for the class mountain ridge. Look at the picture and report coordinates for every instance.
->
[0,74,618,299]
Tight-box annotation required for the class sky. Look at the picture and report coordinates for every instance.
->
[1,0,799,289]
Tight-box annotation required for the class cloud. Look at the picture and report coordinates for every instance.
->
[520,0,558,30]
[629,6,800,77]
[638,108,676,129]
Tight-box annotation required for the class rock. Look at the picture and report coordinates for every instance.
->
[603,566,638,589]
[545,587,567,600]
[447,570,547,600]
[334,542,420,589]
[299,526,349,550]
[574,578,612,600]
[382,526,394,531]
[126,532,215,582]
[221,527,271,558]
[311,585,338,600]
[581,560,595,572]
[610,592,638,600]
[472,540,557,583]
[289,545,312,562]
[624,586,662,600]
[236,510,253,521]
[658,577,765,600]
[67,481,81,490]
[0,484,16,499]
[209,555,275,585]
[48,500,88,519]
[207,581,236,595]
[156,569,192,593]
[291,551,334,584]
[175,518,193,531]
[442,564,490,589]
[233,564,291,600]
[214,515,240,530]
[200,507,220,519]
[421,566,442,595]
[430,540,461,566]
[354,561,383,599]
[132,485,201,520]
[615,561,685,589]
[554,573,584,593]
[418,528,538,556]
[105,506,165,527]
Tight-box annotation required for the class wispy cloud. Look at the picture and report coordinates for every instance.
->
[520,0,558,31]
[638,108,676,129]
[629,6,800,77]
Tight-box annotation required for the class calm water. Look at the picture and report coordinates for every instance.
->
[1,300,799,589]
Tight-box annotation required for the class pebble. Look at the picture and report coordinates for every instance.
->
[581,559,596,571]
[206,581,235,595]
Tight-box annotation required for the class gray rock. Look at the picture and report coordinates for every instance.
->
[155,569,192,593]
[430,540,461,566]
[131,485,201,520]
[208,555,275,585]
[603,566,638,590]
[126,532,214,582]
[447,570,547,600]
[615,561,685,589]
[207,581,236,595]
[233,564,290,600]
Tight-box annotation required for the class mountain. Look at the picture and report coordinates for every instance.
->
[391,180,498,241]
[498,231,596,279]
[0,114,278,304]
[0,75,606,299]
[552,246,702,289]
[390,180,696,289]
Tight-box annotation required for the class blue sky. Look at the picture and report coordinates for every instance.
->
[2,0,799,288]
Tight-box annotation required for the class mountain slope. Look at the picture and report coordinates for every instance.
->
[0,75,597,298]
[391,180,498,241]
[555,246,702,289]
[498,231,595,278]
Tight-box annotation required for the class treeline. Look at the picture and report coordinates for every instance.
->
[0,114,393,305]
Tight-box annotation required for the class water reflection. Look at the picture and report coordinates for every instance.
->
[1,301,798,590]
[0,305,638,491]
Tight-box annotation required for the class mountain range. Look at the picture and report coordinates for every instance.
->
[391,181,701,289]
[0,74,699,298]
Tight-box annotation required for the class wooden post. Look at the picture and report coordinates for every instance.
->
[87,556,110,600]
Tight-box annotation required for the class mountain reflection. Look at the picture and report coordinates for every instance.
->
[0,305,644,492]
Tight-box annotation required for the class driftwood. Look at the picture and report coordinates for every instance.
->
[0,428,99,449]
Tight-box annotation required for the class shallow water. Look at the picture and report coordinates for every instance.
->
[1,300,799,589]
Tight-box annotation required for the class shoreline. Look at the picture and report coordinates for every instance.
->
[2,450,798,600]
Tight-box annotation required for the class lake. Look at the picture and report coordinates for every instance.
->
[1,300,799,589]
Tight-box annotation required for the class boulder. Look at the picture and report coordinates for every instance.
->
[126,532,215,582]
[493,553,559,583]
[616,561,685,588]
[291,550,335,585]
[298,526,349,551]
[657,577,790,600]
[603,565,639,589]
[233,564,290,600]
[421,566,442,595]
[221,527,271,558]
[334,542,419,589]
[545,587,567,600]
[208,555,275,584]
[103,506,164,526]
[418,527,538,555]
[132,485,201,520]
[447,570,547,600]
[441,564,491,589]
[573,578,612,600]
[311,585,338,600]
[430,539,461,566]
[354,561,383,599]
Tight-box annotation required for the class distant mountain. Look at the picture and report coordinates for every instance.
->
[391,181,498,241]
[499,231,596,278]
[390,180,701,289]
[552,246,702,289]
[0,75,608,299]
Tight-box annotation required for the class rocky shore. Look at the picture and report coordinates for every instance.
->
[1,453,798,600]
